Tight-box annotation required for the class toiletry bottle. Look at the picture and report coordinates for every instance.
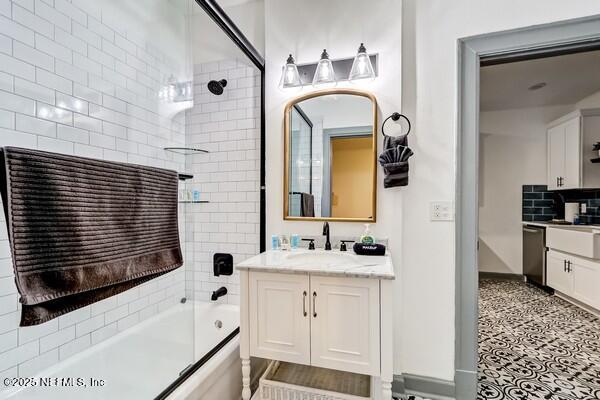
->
[290,234,300,249]
[280,235,290,251]
[271,235,280,250]
[360,224,375,245]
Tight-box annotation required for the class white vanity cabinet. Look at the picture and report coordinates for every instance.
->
[248,273,380,374]
[547,109,600,190]
[248,272,311,365]
[237,250,395,400]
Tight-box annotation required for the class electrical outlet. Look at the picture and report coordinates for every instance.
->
[430,201,454,221]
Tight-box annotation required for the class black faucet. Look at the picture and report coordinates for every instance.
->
[323,222,331,250]
[211,286,227,301]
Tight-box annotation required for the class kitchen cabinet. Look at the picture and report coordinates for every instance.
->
[547,109,600,190]
[547,249,600,310]
[546,250,572,295]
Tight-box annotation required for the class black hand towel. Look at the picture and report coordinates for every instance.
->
[0,147,183,326]
[379,134,414,188]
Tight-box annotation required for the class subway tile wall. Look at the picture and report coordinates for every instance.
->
[522,185,600,224]
[0,0,191,380]
[184,60,261,304]
[522,185,555,222]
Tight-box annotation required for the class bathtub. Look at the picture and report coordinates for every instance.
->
[1,302,240,400]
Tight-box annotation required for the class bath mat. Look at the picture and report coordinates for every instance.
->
[0,147,183,326]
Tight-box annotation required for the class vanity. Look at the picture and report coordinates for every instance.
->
[237,88,395,399]
[237,249,395,400]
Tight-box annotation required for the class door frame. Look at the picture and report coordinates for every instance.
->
[456,15,600,399]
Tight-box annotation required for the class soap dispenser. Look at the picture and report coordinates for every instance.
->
[360,224,375,245]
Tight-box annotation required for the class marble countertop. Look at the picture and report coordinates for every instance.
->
[236,249,395,280]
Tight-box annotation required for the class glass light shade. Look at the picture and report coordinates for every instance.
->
[312,49,336,87]
[349,43,375,82]
[279,54,302,89]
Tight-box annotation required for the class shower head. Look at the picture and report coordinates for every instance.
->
[207,79,227,95]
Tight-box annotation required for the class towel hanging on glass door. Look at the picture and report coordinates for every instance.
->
[379,112,413,188]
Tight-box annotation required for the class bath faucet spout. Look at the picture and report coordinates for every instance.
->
[211,286,228,301]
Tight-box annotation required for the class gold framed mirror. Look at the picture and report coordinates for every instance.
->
[284,89,377,222]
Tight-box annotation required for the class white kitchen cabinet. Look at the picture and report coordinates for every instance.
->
[547,109,600,190]
[310,276,380,375]
[546,250,572,295]
[248,272,310,365]
[571,258,600,310]
[547,249,600,310]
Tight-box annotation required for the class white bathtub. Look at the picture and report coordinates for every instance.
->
[1,302,240,400]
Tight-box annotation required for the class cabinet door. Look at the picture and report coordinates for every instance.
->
[547,251,572,295]
[249,272,310,365]
[571,257,600,310]
[562,117,581,189]
[547,124,565,190]
[310,276,380,375]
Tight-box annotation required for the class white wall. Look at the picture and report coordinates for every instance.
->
[264,0,405,373]
[478,105,571,274]
[265,0,600,383]
[400,0,600,380]
[0,0,190,380]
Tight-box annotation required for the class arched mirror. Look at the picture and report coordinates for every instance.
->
[284,89,377,222]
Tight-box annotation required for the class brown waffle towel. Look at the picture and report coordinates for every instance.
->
[0,147,183,326]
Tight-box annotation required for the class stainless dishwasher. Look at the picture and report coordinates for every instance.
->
[523,225,547,287]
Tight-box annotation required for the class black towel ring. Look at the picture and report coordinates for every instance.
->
[382,112,411,137]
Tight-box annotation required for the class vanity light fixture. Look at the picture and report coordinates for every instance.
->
[279,54,302,89]
[349,43,375,82]
[312,49,337,87]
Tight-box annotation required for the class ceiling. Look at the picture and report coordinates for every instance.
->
[480,50,600,111]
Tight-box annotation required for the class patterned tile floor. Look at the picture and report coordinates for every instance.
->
[478,279,600,400]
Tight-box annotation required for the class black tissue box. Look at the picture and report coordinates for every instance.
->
[353,243,386,256]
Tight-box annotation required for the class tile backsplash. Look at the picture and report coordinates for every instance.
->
[522,185,555,222]
[523,185,600,224]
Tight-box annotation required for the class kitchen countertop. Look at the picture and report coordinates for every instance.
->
[522,221,600,229]
[236,249,395,280]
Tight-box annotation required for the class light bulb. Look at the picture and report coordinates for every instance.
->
[349,43,375,82]
[312,49,336,88]
[279,54,301,89]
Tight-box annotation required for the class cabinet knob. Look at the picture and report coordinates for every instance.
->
[312,291,317,318]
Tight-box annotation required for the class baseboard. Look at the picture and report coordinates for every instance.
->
[554,291,600,317]
[392,373,456,400]
[454,369,477,400]
[478,271,524,281]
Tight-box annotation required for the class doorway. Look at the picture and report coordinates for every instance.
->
[456,16,600,400]
[330,136,373,217]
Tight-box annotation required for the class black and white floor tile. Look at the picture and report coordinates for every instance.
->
[478,279,600,400]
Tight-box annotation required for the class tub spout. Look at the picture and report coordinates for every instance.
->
[211,286,228,301]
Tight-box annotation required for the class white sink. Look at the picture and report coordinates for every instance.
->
[547,227,600,259]
[283,251,363,268]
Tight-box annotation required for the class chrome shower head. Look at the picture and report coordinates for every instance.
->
[207,79,227,95]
